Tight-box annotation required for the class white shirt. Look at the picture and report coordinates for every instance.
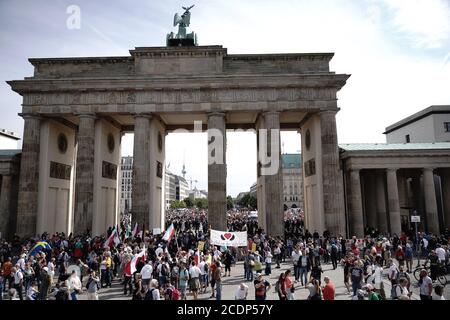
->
[436,247,446,262]
[141,264,153,280]
[235,285,249,300]
[265,252,273,264]
[389,264,398,280]
[291,251,301,263]
[422,238,428,248]
[14,270,23,284]
[69,275,82,291]
[373,266,383,289]
[17,258,25,270]
[47,261,55,273]
[189,266,201,278]
[395,285,409,298]
[199,261,206,276]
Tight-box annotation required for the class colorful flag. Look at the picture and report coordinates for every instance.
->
[132,223,139,238]
[162,223,175,242]
[104,228,120,248]
[194,250,201,266]
[130,246,146,274]
[197,241,205,252]
[28,241,52,257]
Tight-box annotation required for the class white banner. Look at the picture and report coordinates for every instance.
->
[210,230,248,247]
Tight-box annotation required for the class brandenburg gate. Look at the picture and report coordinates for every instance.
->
[8,43,349,238]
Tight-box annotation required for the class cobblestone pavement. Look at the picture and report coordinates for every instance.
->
[73,260,448,300]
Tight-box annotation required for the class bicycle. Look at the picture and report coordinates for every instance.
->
[413,264,448,286]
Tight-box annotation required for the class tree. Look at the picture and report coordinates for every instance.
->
[195,198,208,209]
[227,196,234,210]
[183,197,194,208]
[248,196,257,210]
[170,200,186,209]
[238,194,257,210]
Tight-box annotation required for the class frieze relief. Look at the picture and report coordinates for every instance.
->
[23,88,335,106]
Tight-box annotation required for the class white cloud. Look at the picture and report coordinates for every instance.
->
[380,0,450,49]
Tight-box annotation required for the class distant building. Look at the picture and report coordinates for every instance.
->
[249,183,257,197]
[189,187,207,200]
[165,170,191,208]
[0,129,20,149]
[119,156,133,215]
[282,154,303,210]
[385,105,450,143]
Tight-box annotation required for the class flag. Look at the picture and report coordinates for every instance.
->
[130,246,146,274]
[194,250,201,266]
[132,223,139,238]
[104,228,120,248]
[28,241,52,257]
[162,223,175,242]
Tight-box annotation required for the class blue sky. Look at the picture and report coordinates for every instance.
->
[1,0,449,196]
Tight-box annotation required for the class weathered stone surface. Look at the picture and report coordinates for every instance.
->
[348,170,364,238]
[375,172,389,234]
[131,114,151,230]
[73,114,96,235]
[320,111,346,237]
[386,169,401,236]
[423,168,439,235]
[0,175,12,238]
[16,115,41,237]
[256,112,284,238]
[441,169,450,229]
[208,112,227,231]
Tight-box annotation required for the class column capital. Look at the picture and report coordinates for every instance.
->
[386,168,399,173]
[207,111,226,118]
[133,112,153,119]
[319,110,338,117]
[262,111,280,117]
[75,113,97,120]
[423,167,435,172]
[18,113,42,120]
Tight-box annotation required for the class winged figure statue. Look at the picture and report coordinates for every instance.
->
[166,5,198,46]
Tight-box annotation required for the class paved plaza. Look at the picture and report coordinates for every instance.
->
[73,259,448,301]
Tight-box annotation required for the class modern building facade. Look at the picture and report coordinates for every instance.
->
[0,129,20,149]
[385,105,450,144]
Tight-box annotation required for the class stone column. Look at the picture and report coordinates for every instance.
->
[441,169,450,229]
[261,111,283,237]
[132,114,151,230]
[320,111,346,237]
[16,114,41,237]
[73,114,96,235]
[364,173,378,229]
[0,175,12,238]
[348,169,364,238]
[386,168,402,236]
[423,168,440,235]
[375,172,388,234]
[208,112,227,231]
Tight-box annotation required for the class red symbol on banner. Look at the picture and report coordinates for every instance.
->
[221,233,235,241]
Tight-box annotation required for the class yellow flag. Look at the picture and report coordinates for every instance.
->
[198,241,205,251]
[251,243,257,252]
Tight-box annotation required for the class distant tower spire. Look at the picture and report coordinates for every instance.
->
[182,150,186,178]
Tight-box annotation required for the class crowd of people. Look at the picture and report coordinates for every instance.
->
[0,208,449,301]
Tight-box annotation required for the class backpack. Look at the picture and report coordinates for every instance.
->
[391,284,400,299]
[274,280,280,293]
[145,288,155,300]
[161,264,169,277]
[171,287,181,300]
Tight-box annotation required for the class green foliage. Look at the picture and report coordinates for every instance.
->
[238,193,257,209]
[195,198,208,209]
[183,197,194,208]
[227,196,234,210]
[170,200,186,209]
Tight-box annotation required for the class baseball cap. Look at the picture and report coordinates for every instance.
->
[256,273,262,278]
